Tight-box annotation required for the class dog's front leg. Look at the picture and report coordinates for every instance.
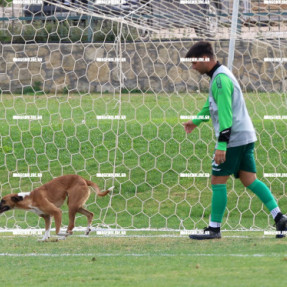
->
[40,230,51,241]
[38,215,51,241]
[53,208,64,236]
[41,203,64,237]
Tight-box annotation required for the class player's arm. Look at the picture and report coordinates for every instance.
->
[212,74,234,151]
[183,97,210,133]
[192,97,210,126]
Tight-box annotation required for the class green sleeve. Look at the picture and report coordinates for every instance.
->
[192,97,210,126]
[211,74,234,151]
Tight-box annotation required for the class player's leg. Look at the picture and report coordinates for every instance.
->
[240,170,280,219]
[189,147,241,240]
[189,175,229,240]
[209,148,240,231]
[209,175,229,228]
[239,143,287,235]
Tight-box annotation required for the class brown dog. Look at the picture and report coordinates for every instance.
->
[0,174,113,240]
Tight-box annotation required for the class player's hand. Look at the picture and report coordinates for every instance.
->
[183,121,197,134]
[214,149,226,165]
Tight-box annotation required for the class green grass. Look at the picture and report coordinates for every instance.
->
[0,234,287,287]
[0,92,286,231]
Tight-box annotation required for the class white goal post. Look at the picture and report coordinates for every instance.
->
[0,0,287,236]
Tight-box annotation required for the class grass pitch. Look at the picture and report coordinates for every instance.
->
[0,92,286,231]
[0,92,286,286]
[0,234,287,287]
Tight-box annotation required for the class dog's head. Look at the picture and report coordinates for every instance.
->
[0,194,24,214]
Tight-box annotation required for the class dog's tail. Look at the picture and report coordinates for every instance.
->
[85,180,114,197]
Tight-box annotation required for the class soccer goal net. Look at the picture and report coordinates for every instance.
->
[0,0,286,235]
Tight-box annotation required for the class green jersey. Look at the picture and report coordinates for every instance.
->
[192,64,257,151]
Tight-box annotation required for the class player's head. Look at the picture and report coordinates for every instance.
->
[185,41,216,75]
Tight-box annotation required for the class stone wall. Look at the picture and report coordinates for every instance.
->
[0,40,286,94]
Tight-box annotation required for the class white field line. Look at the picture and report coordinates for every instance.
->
[74,235,252,238]
[0,234,255,239]
[0,253,285,258]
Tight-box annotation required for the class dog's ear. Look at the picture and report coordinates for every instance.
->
[11,196,23,203]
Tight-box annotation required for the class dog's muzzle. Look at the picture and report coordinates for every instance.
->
[0,206,10,213]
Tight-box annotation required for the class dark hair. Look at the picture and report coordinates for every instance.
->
[185,41,215,59]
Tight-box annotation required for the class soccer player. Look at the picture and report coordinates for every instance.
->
[183,41,287,240]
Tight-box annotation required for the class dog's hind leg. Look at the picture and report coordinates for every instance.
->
[78,207,94,235]
[66,183,91,235]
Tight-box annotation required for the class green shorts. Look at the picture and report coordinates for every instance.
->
[212,142,257,178]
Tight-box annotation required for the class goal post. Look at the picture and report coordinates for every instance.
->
[0,0,287,236]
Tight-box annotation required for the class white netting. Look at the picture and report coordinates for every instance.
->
[0,0,286,233]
